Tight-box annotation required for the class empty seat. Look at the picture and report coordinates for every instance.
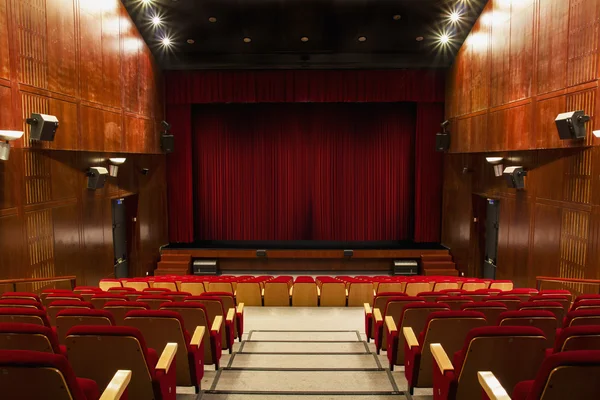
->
[55,309,115,344]
[167,291,192,302]
[460,281,488,291]
[107,287,138,293]
[461,302,508,325]
[0,323,63,355]
[0,299,44,310]
[160,302,223,369]
[0,292,41,302]
[263,277,292,306]
[538,289,572,301]
[46,300,94,326]
[90,294,127,309]
[549,325,600,355]
[518,301,564,328]
[485,295,522,311]
[478,350,600,400]
[432,282,460,292]
[530,295,571,314]
[364,292,406,341]
[292,277,318,307]
[180,281,207,296]
[563,309,600,328]
[432,326,547,400]
[570,299,600,311]
[123,279,151,291]
[347,281,374,307]
[185,296,235,352]
[207,281,234,294]
[436,295,473,311]
[462,290,494,302]
[142,287,173,295]
[152,280,179,292]
[103,301,150,325]
[0,308,52,328]
[405,282,431,297]
[99,279,123,291]
[42,293,83,309]
[73,289,102,302]
[416,291,442,302]
[0,349,131,400]
[66,325,178,400]
[387,302,450,367]
[438,288,468,296]
[375,296,426,354]
[377,281,406,294]
[498,310,557,348]
[403,310,487,391]
[234,279,262,306]
[489,280,514,291]
[318,277,347,307]
[502,289,539,302]
[574,294,600,304]
[136,295,174,310]
[124,310,204,391]
[204,292,244,342]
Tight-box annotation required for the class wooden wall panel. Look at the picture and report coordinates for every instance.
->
[537,0,569,95]
[508,0,534,103]
[567,0,600,87]
[489,0,511,108]
[469,17,490,113]
[0,1,167,286]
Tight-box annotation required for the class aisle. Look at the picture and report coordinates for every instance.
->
[185,307,434,400]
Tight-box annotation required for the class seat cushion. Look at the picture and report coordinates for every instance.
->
[76,377,100,400]
[511,380,534,400]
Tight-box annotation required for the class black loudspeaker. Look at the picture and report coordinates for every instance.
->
[256,249,267,257]
[343,249,353,257]
[27,113,59,141]
[555,111,590,140]
[503,166,527,190]
[87,167,108,190]
[435,133,450,152]
[161,134,174,153]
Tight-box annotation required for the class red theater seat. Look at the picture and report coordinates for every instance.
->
[529,295,571,314]
[124,310,204,392]
[485,295,522,311]
[55,309,115,344]
[99,279,123,291]
[436,295,473,311]
[1,292,41,302]
[185,296,235,352]
[375,296,425,354]
[479,351,600,400]
[42,293,84,309]
[502,289,539,302]
[364,292,406,341]
[0,308,52,328]
[90,294,128,309]
[47,300,94,326]
[0,323,64,355]
[549,325,600,356]
[489,280,513,291]
[136,295,174,310]
[562,308,600,328]
[570,299,600,311]
[461,302,507,325]
[66,325,177,400]
[518,301,564,328]
[432,326,546,400]
[0,299,44,310]
[103,301,150,325]
[497,310,557,348]
[122,279,151,292]
[204,292,244,341]
[0,349,131,400]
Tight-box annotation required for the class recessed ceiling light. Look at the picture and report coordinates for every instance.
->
[393,14,401,20]
[416,36,424,42]
[439,33,450,44]
[449,10,461,23]
[187,39,195,44]
[243,37,252,43]
[141,0,152,4]
[151,15,162,26]
[358,36,367,42]
[161,37,172,47]
[208,17,217,23]
[301,36,309,42]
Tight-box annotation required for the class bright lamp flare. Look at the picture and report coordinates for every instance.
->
[449,11,461,23]
[439,33,451,44]
[161,37,172,47]
[151,15,162,26]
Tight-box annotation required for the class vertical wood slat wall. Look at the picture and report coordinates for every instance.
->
[0,0,167,285]
[443,0,600,293]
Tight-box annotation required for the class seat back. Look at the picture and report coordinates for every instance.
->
[168,292,193,302]
[405,282,431,297]
[292,282,318,306]
[498,310,557,347]
[489,280,513,291]
[123,280,150,291]
[0,323,61,354]
[103,301,150,325]
[526,350,600,400]
[161,302,218,365]
[180,282,206,296]
[0,292,41,302]
[66,326,158,400]
[347,282,373,307]
[99,279,122,291]
[42,294,83,309]
[0,299,44,310]
[432,282,460,292]
[381,297,425,348]
[518,301,565,328]
[124,310,193,386]
[462,292,491,303]
[393,303,450,364]
[485,295,522,311]
[415,292,441,302]
[0,308,51,328]
[208,282,234,294]
[263,279,291,306]
[153,281,178,292]
[564,309,600,327]
[185,296,227,348]
[437,296,473,311]
[417,311,487,387]
[235,282,262,306]
[461,302,508,325]
[455,326,547,400]
[377,282,406,294]
[570,300,600,311]
[461,281,488,291]
[502,289,538,302]
[56,309,114,343]
[552,326,600,353]
[90,294,127,309]
[319,280,347,307]
[46,301,93,326]
[530,295,571,314]
[0,350,88,400]
[136,295,173,310]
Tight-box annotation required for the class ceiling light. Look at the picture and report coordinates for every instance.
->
[393,14,401,20]
[486,157,503,164]
[593,130,600,138]
[161,37,172,47]
[243,37,252,43]
[416,36,424,42]
[439,33,451,44]
[358,36,367,42]
[301,36,309,42]
[140,0,152,4]
[208,17,217,23]
[109,158,127,165]
[449,10,461,23]
[151,15,162,26]
[187,39,195,44]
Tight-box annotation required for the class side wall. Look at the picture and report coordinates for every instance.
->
[0,0,166,285]
[443,0,600,288]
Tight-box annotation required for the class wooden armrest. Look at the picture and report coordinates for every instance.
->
[261,288,265,296]
[345,288,349,296]
[99,370,131,400]
[430,343,453,374]
[317,286,321,296]
[373,289,377,296]
[402,326,418,349]
[156,343,178,373]
[190,326,205,347]
[226,308,235,322]
[211,315,223,332]
[289,287,293,296]
[237,303,244,314]
[373,308,383,323]
[385,316,397,333]
[364,303,372,314]
[478,371,511,400]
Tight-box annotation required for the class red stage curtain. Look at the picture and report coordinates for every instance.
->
[193,103,416,241]
[414,103,445,243]
[166,105,194,242]
[166,70,445,105]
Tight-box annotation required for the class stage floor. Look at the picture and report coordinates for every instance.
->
[163,240,446,251]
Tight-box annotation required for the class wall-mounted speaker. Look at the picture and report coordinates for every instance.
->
[555,111,590,140]
[161,134,174,153]
[503,166,527,190]
[87,167,108,190]
[26,113,59,141]
[435,133,450,152]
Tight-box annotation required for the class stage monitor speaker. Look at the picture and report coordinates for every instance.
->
[343,249,353,257]
[503,166,527,190]
[161,134,174,153]
[392,260,419,276]
[435,133,450,152]
[555,111,590,140]
[27,113,59,141]
[87,167,108,190]
[257,249,267,257]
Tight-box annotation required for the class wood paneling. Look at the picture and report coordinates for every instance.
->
[447,0,600,152]
[0,1,167,286]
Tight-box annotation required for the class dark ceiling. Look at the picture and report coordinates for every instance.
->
[122,0,487,70]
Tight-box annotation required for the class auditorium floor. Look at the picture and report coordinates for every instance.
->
[177,307,434,400]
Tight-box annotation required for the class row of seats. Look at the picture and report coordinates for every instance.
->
[97,275,515,307]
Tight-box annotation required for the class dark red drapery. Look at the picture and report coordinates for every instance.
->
[193,104,415,241]
[165,69,444,243]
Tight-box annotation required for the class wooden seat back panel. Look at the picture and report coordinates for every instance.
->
[377,282,406,294]
[123,281,149,291]
[395,306,448,364]
[180,282,206,296]
[0,315,46,326]
[208,282,234,294]
[165,307,214,364]
[320,283,346,307]
[0,367,74,400]
[569,316,600,327]
[540,365,600,400]
[235,283,262,306]
[292,283,318,307]
[500,317,557,348]
[405,283,430,297]
[56,316,112,344]
[0,333,55,353]
[562,335,600,352]
[263,283,290,307]
[348,283,373,307]
[104,305,147,326]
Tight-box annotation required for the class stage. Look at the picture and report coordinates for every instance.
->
[159,241,455,275]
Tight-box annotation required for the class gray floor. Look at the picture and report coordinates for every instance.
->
[176,307,434,400]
